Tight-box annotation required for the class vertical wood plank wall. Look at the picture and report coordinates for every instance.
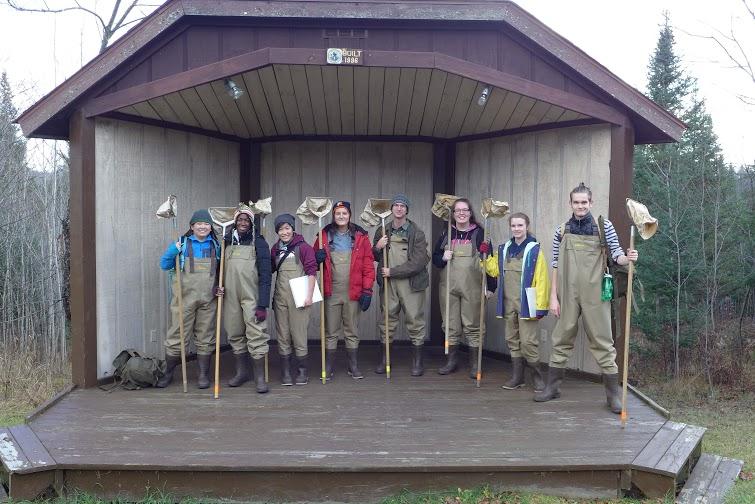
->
[456,124,612,374]
[260,141,434,344]
[94,118,240,378]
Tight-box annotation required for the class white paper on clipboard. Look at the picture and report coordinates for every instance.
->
[525,287,537,314]
[288,275,323,308]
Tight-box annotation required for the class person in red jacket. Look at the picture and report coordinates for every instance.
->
[313,201,375,380]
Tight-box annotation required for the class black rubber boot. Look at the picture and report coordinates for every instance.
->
[527,361,546,393]
[603,373,623,414]
[437,345,459,375]
[228,352,251,387]
[374,344,387,374]
[196,354,211,389]
[346,348,364,379]
[295,354,309,385]
[325,350,336,381]
[468,346,479,379]
[533,367,565,402]
[156,355,181,388]
[410,344,424,377]
[280,354,293,386]
[252,356,269,393]
[501,357,526,390]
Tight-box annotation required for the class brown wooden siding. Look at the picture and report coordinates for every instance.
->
[104,24,602,107]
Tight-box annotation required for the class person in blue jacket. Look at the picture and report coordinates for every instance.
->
[157,209,221,389]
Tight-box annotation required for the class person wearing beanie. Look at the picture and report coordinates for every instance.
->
[432,198,497,378]
[313,200,375,381]
[270,213,317,385]
[216,203,272,393]
[372,194,431,376]
[158,208,221,389]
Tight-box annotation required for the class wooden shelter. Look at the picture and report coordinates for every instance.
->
[2,1,711,501]
[15,0,684,387]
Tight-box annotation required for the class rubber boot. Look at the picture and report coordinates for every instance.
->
[228,352,251,387]
[156,355,181,388]
[437,345,459,375]
[468,346,479,379]
[325,350,336,381]
[527,361,546,393]
[501,357,526,390]
[533,367,565,402]
[196,354,211,389]
[374,344,387,374]
[346,348,364,379]
[252,356,269,393]
[295,355,309,385]
[603,373,623,414]
[280,354,293,386]
[410,344,424,377]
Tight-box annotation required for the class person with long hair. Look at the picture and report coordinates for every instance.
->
[484,212,550,391]
[313,201,375,380]
[432,198,496,377]
[157,209,221,389]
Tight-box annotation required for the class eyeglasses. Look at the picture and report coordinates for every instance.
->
[453,208,470,214]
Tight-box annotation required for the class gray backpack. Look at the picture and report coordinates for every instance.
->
[108,349,165,390]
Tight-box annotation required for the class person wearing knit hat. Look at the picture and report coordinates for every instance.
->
[270,213,317,385]
[218,202,273,393]
[313,200,375,381]
[372,193,430,376]
[158,208,221,389]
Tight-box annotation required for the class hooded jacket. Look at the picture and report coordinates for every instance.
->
[313,223,375,301]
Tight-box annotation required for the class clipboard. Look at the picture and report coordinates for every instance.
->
[288,275,323,308]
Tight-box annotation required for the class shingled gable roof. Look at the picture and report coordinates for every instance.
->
[16,0,685,143]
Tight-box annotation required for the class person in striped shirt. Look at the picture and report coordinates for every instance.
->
[534,183,638,414]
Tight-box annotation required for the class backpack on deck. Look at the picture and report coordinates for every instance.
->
[106,349,165,390]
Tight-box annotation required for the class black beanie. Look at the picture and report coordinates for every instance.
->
[274,213,296,232]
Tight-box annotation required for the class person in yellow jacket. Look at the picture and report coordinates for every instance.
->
[485,212,550,391]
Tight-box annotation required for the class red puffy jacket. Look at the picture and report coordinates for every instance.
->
[313,223,375,300]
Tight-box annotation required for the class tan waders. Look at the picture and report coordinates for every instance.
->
[223,243,269,393]
[273,252,311,385]
[376,234,426,376]
[501,254,542,390]
[325,251,363,379]
[535,231,619,409]
[438,241,481,376]
[162,243,216,388]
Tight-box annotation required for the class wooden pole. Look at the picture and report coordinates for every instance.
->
[319,217,327,384]
[620,226,636,427]
[173,220,188,393]
[213,237,226,399]
[476,221,489,387]
[444,210,452,355]
[382,217,391,380]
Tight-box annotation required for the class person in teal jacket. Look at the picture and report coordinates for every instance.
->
[157,209,221,389]
[485,212,550,391]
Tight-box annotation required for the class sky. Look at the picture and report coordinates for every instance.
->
[0,0,753,166]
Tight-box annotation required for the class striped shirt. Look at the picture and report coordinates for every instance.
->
[551,216,624,268]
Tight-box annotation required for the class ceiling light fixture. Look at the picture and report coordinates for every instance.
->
[225,78,244,100]
[477,87,490,107]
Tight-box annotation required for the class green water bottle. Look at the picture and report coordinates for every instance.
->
[601,273,614,301]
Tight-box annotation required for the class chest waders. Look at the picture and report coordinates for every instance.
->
[162,241,217,389]
[223,243,270,393]
[500,249,544,391]
[536,227,623,413]
[376,233,427,377]
[438,238,482,376]
[273,251,311,385]
[324,249,364,380]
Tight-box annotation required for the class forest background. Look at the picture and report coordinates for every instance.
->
[0,1,753,502]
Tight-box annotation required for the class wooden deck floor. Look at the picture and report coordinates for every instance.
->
[2,347,702,502]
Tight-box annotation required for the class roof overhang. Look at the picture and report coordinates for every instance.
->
[16,0,685,143]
